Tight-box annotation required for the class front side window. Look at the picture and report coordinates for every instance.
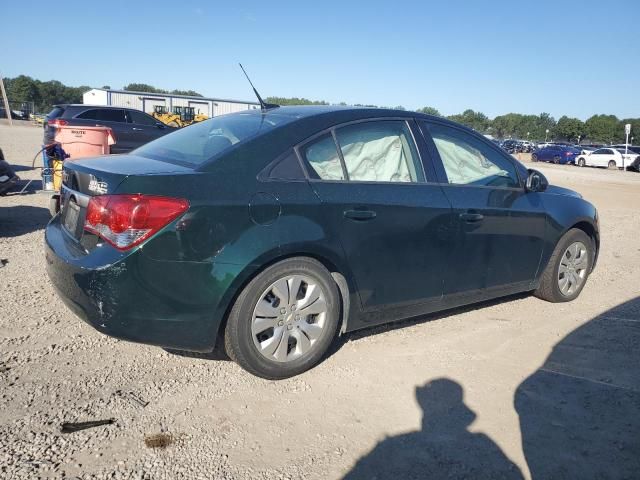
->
[425,122,519,188]
[128,109,157,126]
[335,121,423,182]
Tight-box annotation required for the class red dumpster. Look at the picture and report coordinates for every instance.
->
[54,125,116,160]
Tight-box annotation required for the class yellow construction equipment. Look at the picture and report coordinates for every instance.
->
[151,105,208,128]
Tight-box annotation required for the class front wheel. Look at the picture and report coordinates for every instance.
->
[531,153,538,162]
[224,257,340,379]
[534,228,593,302]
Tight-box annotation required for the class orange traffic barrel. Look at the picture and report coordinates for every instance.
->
[54,125,116,160]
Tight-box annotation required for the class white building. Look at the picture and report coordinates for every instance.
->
[82,88,259,117]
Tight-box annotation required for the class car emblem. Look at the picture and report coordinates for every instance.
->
[88,178,108,194]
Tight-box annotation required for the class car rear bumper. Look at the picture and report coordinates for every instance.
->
[45,216,231,352]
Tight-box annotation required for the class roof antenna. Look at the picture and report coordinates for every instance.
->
[239,63,279,111]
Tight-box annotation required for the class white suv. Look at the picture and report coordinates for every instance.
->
[576,148,639,169]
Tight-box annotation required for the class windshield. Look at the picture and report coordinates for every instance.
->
[134,111,294,167]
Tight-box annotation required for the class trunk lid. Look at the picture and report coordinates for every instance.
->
[62,154,193,195]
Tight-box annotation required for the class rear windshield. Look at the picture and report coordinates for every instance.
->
[47,106,65,119]
[134,111,294,167]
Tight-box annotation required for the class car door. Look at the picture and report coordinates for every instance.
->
[76,108,131,153]
[539,147,552,162]
[592,148,610,167]
[419,121,546,296]
[297,119,454,314]
[126,109,168,148]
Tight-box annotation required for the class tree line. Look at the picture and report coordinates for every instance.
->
[1,75,204,113]
[3,75,636,143]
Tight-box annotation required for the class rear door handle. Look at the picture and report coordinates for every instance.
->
[459,212,484,223]
[344,209,377,221]
[132,127,143,131]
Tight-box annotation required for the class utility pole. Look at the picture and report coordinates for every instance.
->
[0,72,12,126]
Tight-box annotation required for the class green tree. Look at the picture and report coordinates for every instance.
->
[170,89,203,97]
[5,75,41,105]
[123,83,168,94]
[555,116,585,142]
[448,109,490,132]
[393,105,406,111]
[416,106,441,116]
[265,96,329,106]
[585,114,620,143]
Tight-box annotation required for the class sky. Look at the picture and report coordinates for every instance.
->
[3,0,639,120]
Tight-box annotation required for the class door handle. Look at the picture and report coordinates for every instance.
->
[132,127,143,131]
[344,209,377,221]
[459,212,484,223]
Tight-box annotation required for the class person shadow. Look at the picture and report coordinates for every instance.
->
[343,378,524,480]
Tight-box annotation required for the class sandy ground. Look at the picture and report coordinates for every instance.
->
[0,123,639,480]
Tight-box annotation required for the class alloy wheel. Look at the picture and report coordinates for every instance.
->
[251,275,328,363]
[557,241,588,297]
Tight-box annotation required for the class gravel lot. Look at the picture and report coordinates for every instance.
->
[1,121,639,480]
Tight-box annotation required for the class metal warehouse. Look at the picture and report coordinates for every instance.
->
[82,88,259,117]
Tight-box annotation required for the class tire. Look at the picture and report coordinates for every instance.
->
[608,160,617,169]
[531,153,538,162]
[224,257,340,379]
[534,228,593,303]
[577,158,586,167]
[167,121,180,128]
[553,155,561,164]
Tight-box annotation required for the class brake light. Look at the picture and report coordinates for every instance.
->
[48,119,68,127]
[84,194,189,250]
[565,151,573,156]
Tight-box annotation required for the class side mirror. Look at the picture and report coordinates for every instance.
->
[156,122,166,129]
[526,169,548,192]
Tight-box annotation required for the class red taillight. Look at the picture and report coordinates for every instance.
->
[48,119,68,127]
[565,151,572,156]
[84,194,189,250]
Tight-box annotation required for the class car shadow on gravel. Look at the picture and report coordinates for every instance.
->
[332,292,530,353]
[163,339,230,361]
[0,205,50,237]
[515,296,640,479]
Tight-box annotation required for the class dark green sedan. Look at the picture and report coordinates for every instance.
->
[45,106,599,379]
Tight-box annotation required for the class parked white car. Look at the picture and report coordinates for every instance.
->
[576,148,639,169]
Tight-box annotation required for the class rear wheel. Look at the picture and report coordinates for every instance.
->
[167,121,180,128]
[553,155,561,164]
[577,157,586,167]
[608,160,617,169]
[224,257,340,379]
[534,228,593,303]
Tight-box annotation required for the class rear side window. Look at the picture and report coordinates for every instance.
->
[425,122,519,188]
[301,134,345,180]
[77,109,126,123]
[46,106,65,119]
[128,109,157,126]
[335,121,423,182]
